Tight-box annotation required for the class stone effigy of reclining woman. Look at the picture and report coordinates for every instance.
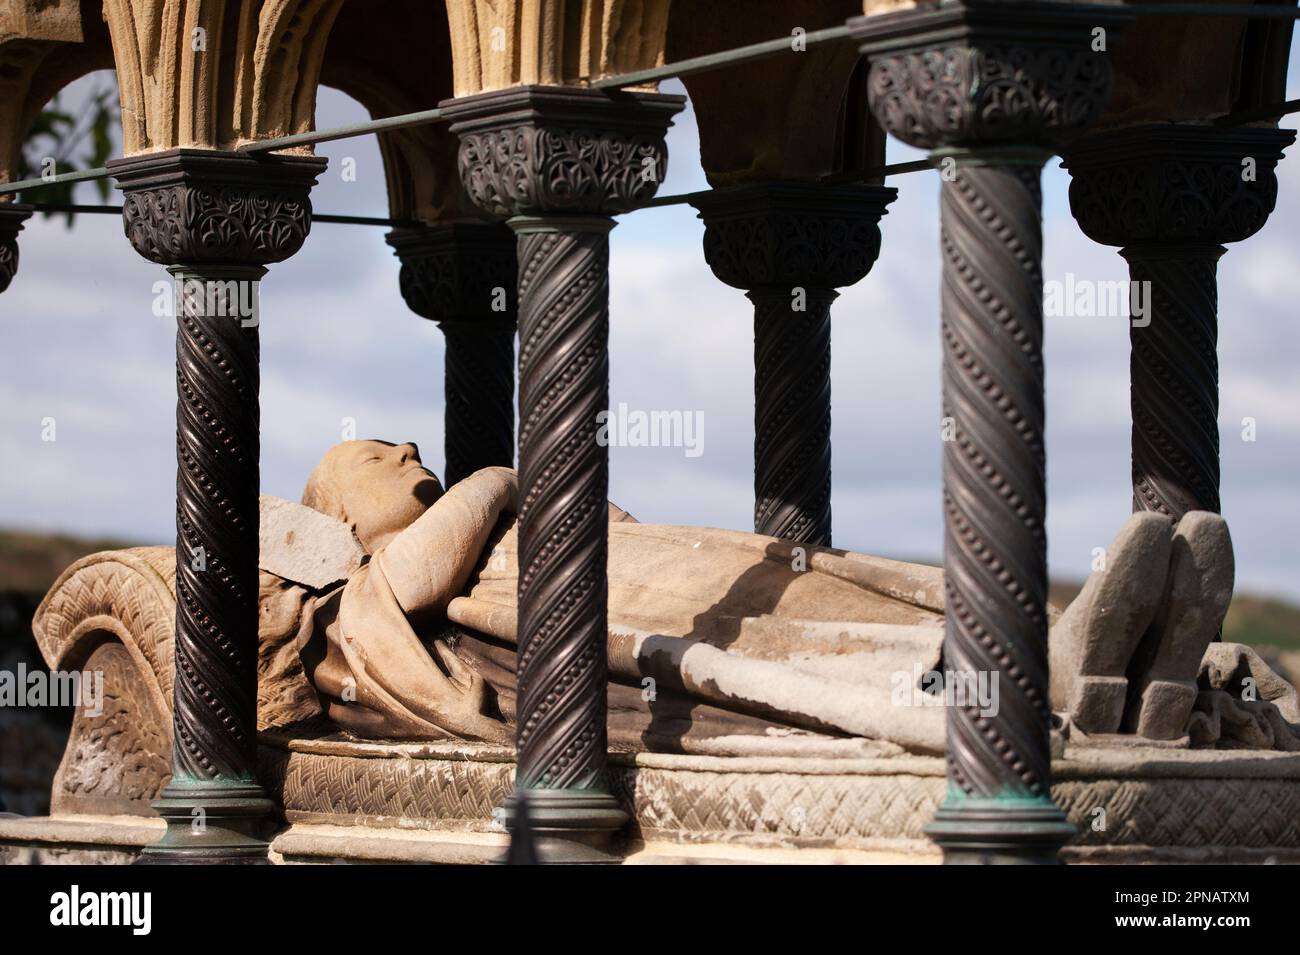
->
[252,439,1300,757]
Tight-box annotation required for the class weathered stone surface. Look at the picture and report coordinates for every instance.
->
[1191,642,1300,751]
[259,495,364,591]
[1128,512,1235,739]
[103,0,342,154]
[444,0,671,96]
[1202,642,1300,724]
[1049,511,1172,734]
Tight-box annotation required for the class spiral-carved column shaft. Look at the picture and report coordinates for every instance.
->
[512,218,614,797]
[171,265,264,782]
[750,286,835,544]
[854,0,1130,863]
[1124,246,1224,519]
[388,223,518,487]
[0,205,35,811]
[442,321,516,485]
[109,148,324,864]
[692,181,896,547]
[939,161,1054,803]
[1063,124,1293,526]
[444,84,684,863]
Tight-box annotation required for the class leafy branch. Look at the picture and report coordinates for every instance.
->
[16,81,118,225]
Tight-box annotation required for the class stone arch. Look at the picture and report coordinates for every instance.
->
[0,0,115,186]
[666,0,885,186]
[437,0,886,187]
[319,0,476,223]
[444,0,671,95]
[102,0,343,154]
[1097,0,1298,129]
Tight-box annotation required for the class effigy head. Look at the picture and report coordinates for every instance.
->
[302,440,443,552]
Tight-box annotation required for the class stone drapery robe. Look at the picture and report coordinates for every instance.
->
[276,474,951,755]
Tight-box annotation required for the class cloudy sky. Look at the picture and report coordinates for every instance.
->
[3,58,1300,602]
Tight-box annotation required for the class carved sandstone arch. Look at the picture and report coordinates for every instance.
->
[320,0,476,223]
[444,0,670,95]
[103,0,344,154]
[1097,0,1295,129]
[0,0,115,187]
[669,0,884,186]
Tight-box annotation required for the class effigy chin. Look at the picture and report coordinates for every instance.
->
[8,441,1300,864]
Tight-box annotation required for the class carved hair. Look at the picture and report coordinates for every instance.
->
[301,446,350,522]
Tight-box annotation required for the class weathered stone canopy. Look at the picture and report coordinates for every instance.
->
[2,1,1293,214]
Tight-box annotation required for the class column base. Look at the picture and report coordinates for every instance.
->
[925,794,1075,865]
[500,789,629,865]
[135,780,276,865]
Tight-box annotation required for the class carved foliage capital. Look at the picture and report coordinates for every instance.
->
[387,221,518,324]
[107,149,326,266]
[1063,126,1295,247]
[852,2,1128,151]
[692,182,897,291]
[0,204,32,294]
[442,86,684,219]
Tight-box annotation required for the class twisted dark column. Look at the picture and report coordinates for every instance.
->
[855,0,1130,863]
[750,286,835,543]
[442,321,515,484]
[444,85,684,862]
[171,263,265,784]
[0,203,31,814]
[109,148,324,863]
[939,160,1053,802]
[1064,125,1293,524]
[388,223,517,486]
[1124,245,1223,518]
[692,182,896,547]
[0,204,32,294]
[512,218,613,795]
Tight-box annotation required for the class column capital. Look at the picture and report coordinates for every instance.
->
[386,221,517,326]
[106,148,327,267]
[0,203,32,294]
[851,0,1131,153]
[1062,124,1295,249]
[440,85,684,220]
[690,181,897,291]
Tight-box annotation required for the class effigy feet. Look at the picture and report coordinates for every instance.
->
[1124,513,1235,739]
[1049,510,1296,748]
[1049,511,1172,735]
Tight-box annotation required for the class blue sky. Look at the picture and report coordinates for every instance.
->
[3,60,1300,602]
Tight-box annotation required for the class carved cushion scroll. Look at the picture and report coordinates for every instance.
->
[32,547,177,815]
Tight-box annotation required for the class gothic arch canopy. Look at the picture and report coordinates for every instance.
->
[667,0,885,187]
[0,0,114,187]
[444,0,671,95]
[320,0,475,223]
[1070,0,1295,129]
[1,0,1297,202]
[102,0,343,154]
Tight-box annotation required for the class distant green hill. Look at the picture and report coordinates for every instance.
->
[1047,580,1300,651]
[0,528,138,594]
